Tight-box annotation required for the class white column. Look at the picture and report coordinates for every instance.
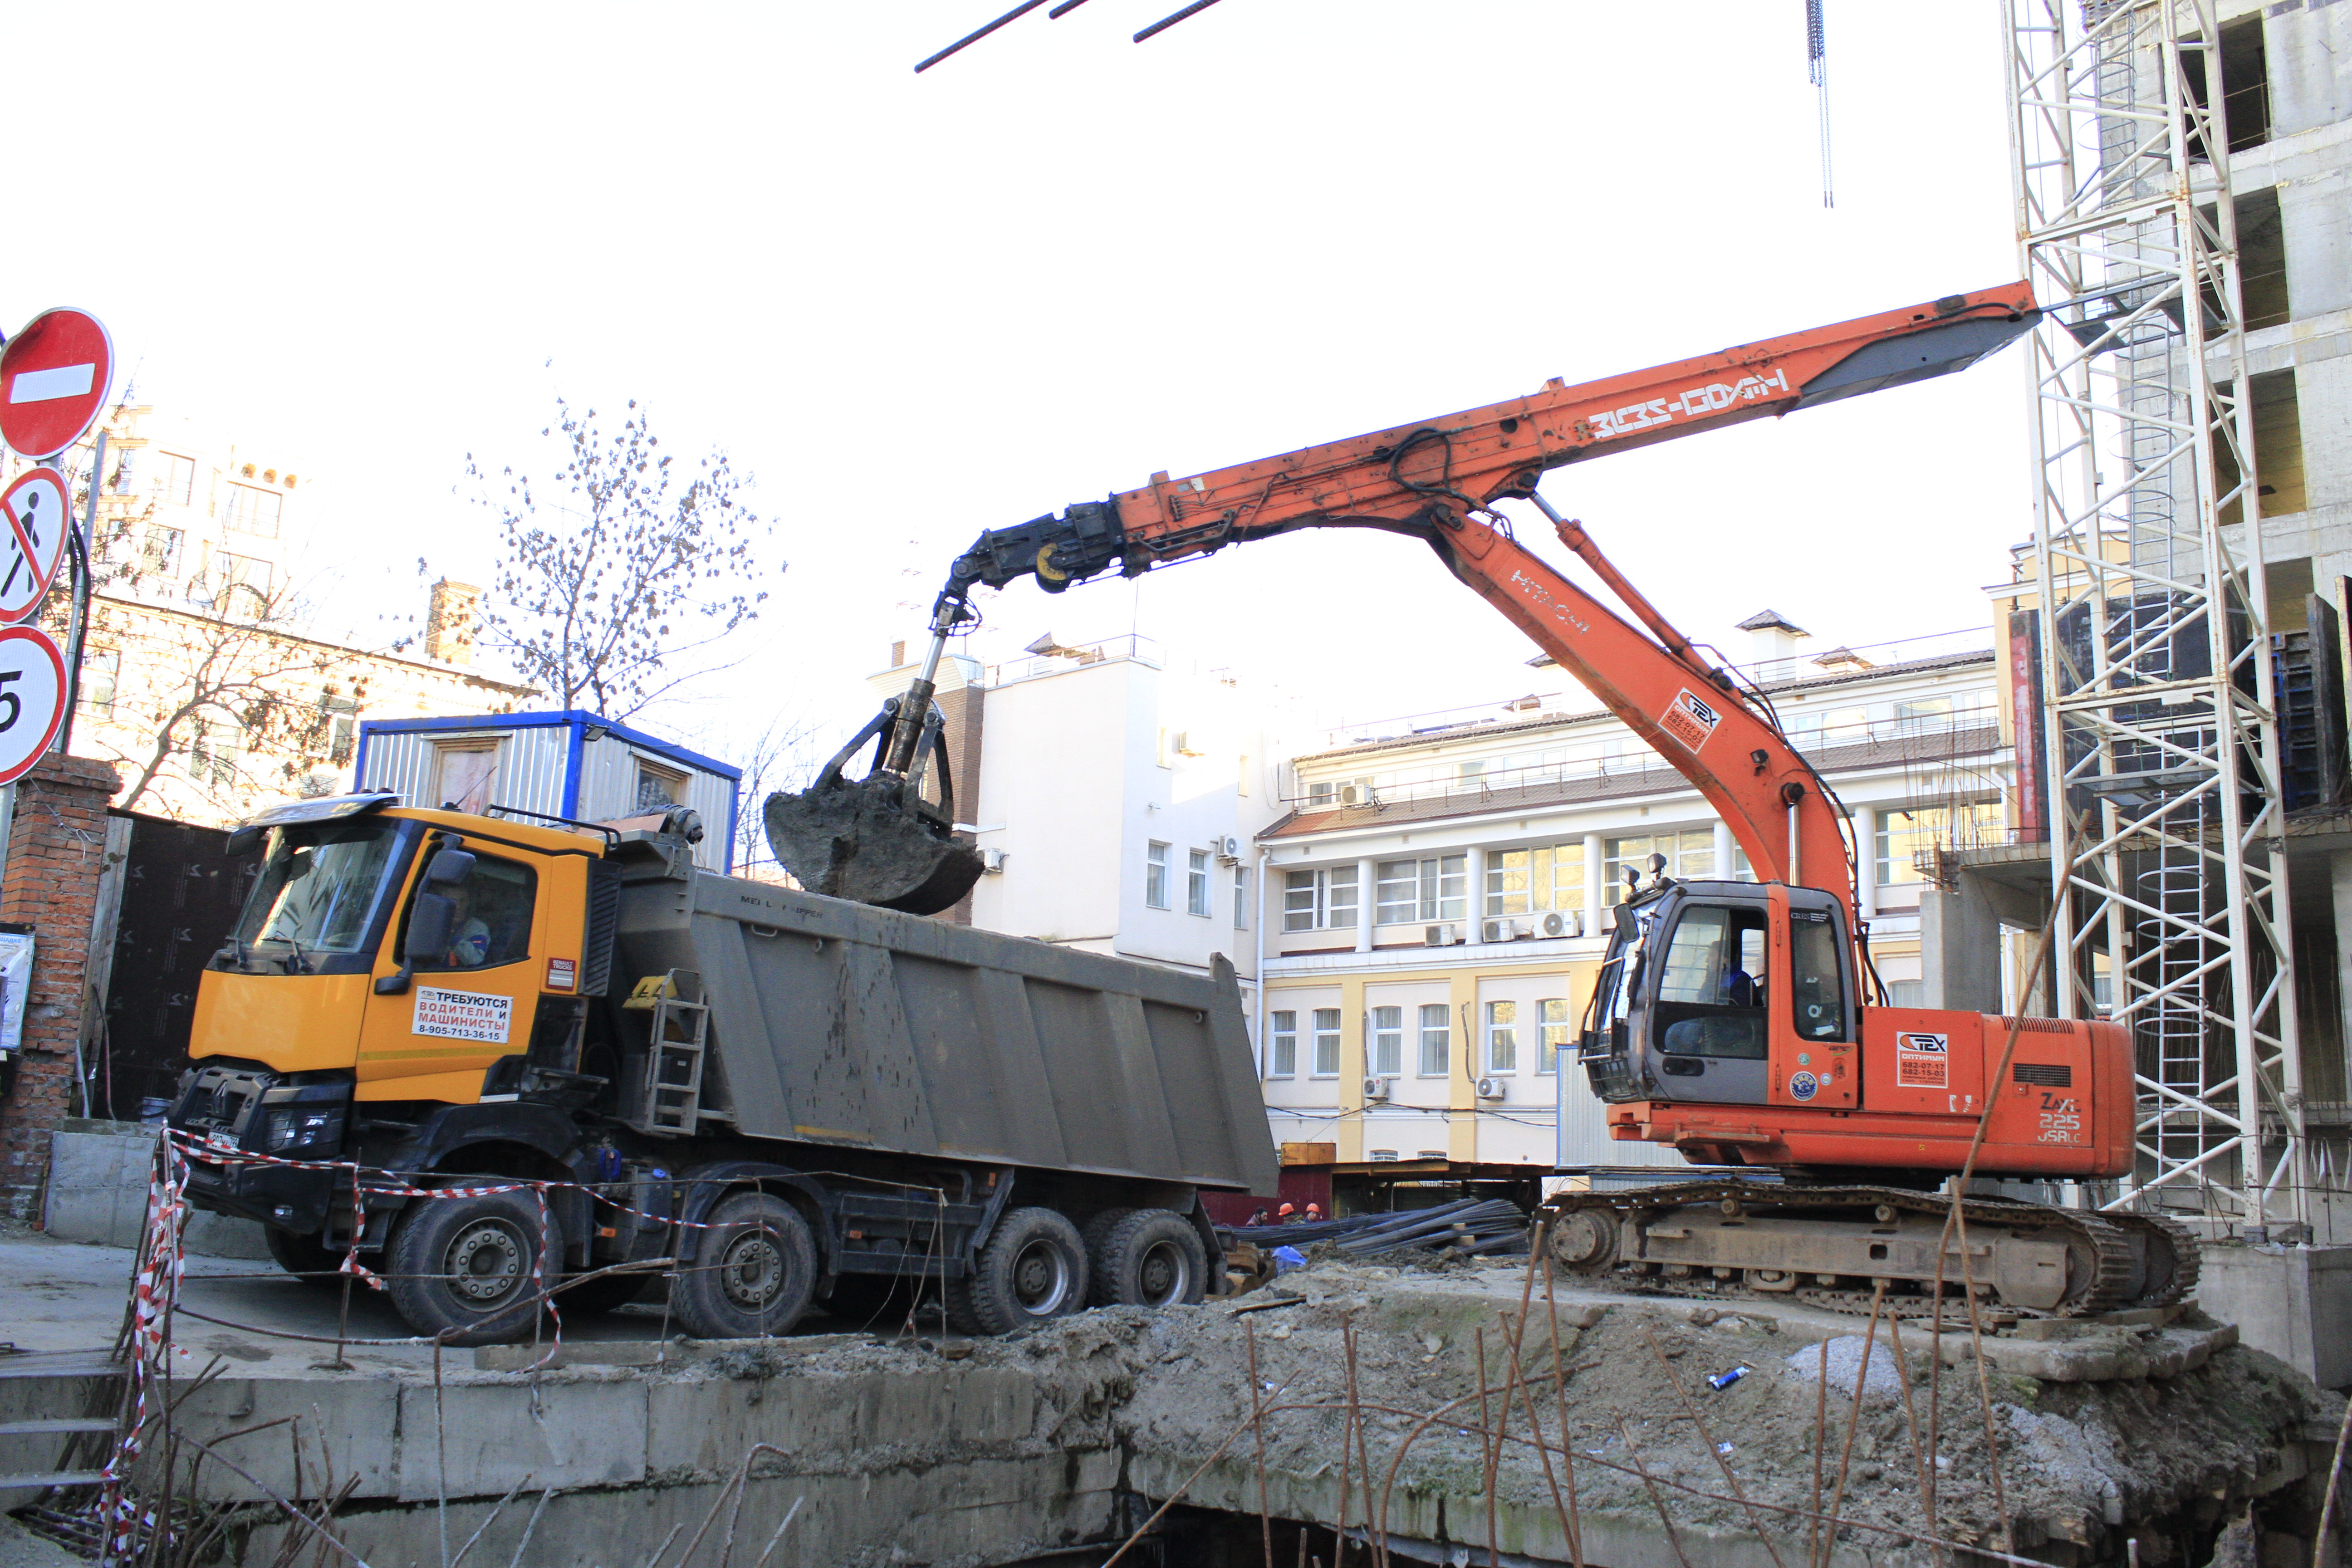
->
[1355,855,1377,954]
[1712,821,1734,883]
[1583,832,1605,934]
[1854,806,1878,918]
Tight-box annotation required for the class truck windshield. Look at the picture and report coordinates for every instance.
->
[234,819,411,963]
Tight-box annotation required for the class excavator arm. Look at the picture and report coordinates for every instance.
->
[937,281,2038,911]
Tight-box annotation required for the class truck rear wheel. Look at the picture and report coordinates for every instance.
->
[946,1207,1089,1336]
[386,1189,562,1346]
[1093,1210,1208,1308]
[265,1226,346,1290]
[1081,1208,1136,1306]
[672,1192,817,1340]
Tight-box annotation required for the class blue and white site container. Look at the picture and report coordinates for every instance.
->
[353,711,741,872]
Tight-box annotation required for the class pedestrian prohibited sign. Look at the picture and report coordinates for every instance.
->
[0,624,67,786]
[0,467,69,624]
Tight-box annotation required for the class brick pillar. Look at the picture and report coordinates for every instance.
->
[0,754,123,1220]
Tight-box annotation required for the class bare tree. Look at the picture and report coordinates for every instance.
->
[68,579,377,818]
[720,711,827,880]
[461,397,778,720]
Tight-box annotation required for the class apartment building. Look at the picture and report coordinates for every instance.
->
[1255,613,2012,1175]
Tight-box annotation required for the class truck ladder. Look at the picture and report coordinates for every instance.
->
[630,970,711,1136]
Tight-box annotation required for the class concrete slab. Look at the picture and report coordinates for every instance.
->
[39,1123,267,1259]
[394,1374,648,1500]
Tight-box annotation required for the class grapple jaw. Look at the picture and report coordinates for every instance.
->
[763,774,983,915]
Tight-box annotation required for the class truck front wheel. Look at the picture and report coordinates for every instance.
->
[1094,1209,1208,1308]
[386,1189,562,1346]
[673,1192,817,1340]
[946,1207,1089,1336]
[265,1226,346,1290]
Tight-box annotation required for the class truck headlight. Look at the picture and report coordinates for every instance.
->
[262,1107,344,1156]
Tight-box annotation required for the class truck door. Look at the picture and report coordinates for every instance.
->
[353,841,548,1105]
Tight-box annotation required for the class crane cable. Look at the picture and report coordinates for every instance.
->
[1807,0,1835,209]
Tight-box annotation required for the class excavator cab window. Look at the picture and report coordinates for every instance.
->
[1653,905,1768,1061]
[1579,903,1653,1102]
[1788,907,1849,1040]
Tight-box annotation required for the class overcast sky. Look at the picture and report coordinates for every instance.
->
[13,3,2029,766]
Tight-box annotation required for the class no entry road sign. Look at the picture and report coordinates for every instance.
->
[0,467,69,624]
[0,624,67,786]
[0,308,114,459]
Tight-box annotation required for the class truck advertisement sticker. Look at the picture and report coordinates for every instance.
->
[1658,689,1721,753]
[412,987,513,1045]
[1896,1031,1949,1088]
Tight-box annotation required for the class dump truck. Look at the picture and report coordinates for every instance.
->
[167,793,1278,1344]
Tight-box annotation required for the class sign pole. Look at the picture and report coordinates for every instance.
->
[52,430,99,755]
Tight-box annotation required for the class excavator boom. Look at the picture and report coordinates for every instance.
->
[937,281,2040,916]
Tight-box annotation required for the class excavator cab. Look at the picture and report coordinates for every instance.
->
[1579,874,1859,1112]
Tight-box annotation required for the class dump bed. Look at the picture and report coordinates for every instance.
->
[611,849,1280,1195]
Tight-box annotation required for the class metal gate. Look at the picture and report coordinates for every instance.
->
[89,813,257,1120]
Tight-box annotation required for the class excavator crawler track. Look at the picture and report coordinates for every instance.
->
[1538,1182,2194,1320]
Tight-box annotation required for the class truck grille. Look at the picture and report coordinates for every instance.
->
[173,1065,278,1141]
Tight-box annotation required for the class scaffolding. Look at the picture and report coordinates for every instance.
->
[2002,0,2303,1225]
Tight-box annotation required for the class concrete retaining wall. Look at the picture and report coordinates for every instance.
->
[40,1121,267,1259]
[2195,1241,2352,1390]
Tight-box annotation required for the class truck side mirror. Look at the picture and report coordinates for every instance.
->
[426,848,475,887]
[374,891,456,995]
[224,825,263,858]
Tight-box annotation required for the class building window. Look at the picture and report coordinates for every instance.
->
[79,648,120,718]
[141,526,183,578]
[432,742,500,814]
[222,483,282,538]
[1604,829,1714,893]
[1375,855,1466,925]
[1370,1006,1403,1077]
[1267,1010,1297,1078]
[1486,1000,1518,1073]
[189,719,244,790]
[1886,980,1924,1008]
[159,453,196,507]
[317,695,361,765]
[1283,865,1358,931]
[1875,802,2004,885]
[1233,866,1249,929]
[1145,841,1170,909]
[636,760,686,812]
[1187,848,1211,916]
[1417,1002,1450,1077]
[1312,1008,1342,1076]
[1486,843,1586,917]
[1537,997,1570,1074]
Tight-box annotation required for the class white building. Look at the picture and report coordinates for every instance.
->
[867,634,1285,1014]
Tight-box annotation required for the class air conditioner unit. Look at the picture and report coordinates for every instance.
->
[1424,923,1464,947]
[1480,917,1515,943]
[1540,909,1579,939]
[1476,1076,1506,1101]
[1362,1077,1392,1102]
[980,848,1008,873]
[1216,834,1243,862]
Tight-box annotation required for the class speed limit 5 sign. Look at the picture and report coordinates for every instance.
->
[0,625,68,785]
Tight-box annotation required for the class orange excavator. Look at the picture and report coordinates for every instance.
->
[770,282,2194,1317]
